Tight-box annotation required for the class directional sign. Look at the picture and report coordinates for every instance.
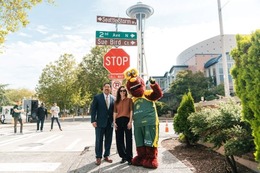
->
[97,15,137,25]
[103,48,130,73]
[96,31,137,40]
[96,38,137,46]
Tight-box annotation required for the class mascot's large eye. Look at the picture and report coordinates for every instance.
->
[124,70,132,80]
[131,69,138,77]
[131,70,136,76]
[124,68,139,80]
[126,71,131,77]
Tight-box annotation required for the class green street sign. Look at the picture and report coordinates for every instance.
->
[96,31,137,40]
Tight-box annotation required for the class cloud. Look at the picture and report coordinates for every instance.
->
[43,34,63,41]
[143,20,220,76]
[0,33,93,90]
[62,26,72,31]
[18,32,32,38]
[34,25,49,34]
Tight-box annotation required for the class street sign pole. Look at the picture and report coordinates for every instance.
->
[96,15,134,77]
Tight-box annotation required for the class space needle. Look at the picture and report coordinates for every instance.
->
[126,2,154,79]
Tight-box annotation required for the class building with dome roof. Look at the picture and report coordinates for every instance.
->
[152,34,237,94]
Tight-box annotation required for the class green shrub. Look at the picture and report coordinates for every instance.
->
[155,101,171,117]
[189,99,254,173]
[173,91,199,145]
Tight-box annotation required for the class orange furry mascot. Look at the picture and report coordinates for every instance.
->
[124,68,163,169]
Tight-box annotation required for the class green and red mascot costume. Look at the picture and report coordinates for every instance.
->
[124,68,163,169]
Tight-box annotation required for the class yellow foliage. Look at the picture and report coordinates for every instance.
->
[0,0,54,45]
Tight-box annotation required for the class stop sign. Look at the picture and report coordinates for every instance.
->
[103,48,130,73]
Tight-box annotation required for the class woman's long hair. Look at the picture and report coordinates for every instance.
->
[115,86,128,105]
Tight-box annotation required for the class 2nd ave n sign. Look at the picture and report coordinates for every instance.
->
[103,48,130,74]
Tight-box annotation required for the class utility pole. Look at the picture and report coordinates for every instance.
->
[217,0,230,97]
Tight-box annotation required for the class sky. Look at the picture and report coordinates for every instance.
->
[0,0,259,91]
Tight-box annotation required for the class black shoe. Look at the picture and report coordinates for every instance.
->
[120,158,126,164]
[127,161,132,165]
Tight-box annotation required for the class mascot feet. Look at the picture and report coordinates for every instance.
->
[131,146,146,166]
[132,156,143,166]
[142,147,158,169]
[143,158,158,169]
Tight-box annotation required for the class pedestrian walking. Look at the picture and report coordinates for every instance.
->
[90,82,115,165]
[50,102,62,131]
[113,86,133,165]
[12,100,24,134]
[1,108,7,124]
[36,103,48,132]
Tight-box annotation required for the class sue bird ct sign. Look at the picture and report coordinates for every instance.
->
[103,48,130,74]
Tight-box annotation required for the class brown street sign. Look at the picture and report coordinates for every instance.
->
[97,15,137,25]
[96,38,137,46]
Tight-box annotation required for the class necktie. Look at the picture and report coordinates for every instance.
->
[106,95,109,109]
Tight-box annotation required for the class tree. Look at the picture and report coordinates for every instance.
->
[0,84,10,106]
[204,83,225,100]
[6,88,35,103]
[230,29,260,162]
[0,0,54,45]
[70,87,91,116]
[189,100,254,173]
[173,91,198,146]
[168,70,224,111]
[36,54,78,112]
[77,46,110,105]
[155,101,171,117]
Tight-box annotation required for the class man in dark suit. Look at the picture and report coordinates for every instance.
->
[36,103,48,132]
[91,82,115,165]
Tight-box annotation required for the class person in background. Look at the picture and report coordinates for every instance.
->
[50,102,62,131]
[36,103,48,132]
[1,114,5,124]
[1,108,8,124]
[13,100,24,134]
[113,86,133,165]
[90,82,115,166]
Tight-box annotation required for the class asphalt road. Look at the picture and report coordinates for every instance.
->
[0,116,192,173]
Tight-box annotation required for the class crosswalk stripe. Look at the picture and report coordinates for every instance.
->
[36,134,60,143]
[0,133,39,147]
[0,163,61,171]
[1,132,87,152]
[31,135,63,151]
[45,135,63,144]
[65,138,82,150]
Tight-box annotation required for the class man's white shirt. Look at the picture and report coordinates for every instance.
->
[51,106,60,118]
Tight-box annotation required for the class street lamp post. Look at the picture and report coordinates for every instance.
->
[217,0,230,97]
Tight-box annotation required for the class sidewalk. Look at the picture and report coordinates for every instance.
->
[67,117,193,173]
